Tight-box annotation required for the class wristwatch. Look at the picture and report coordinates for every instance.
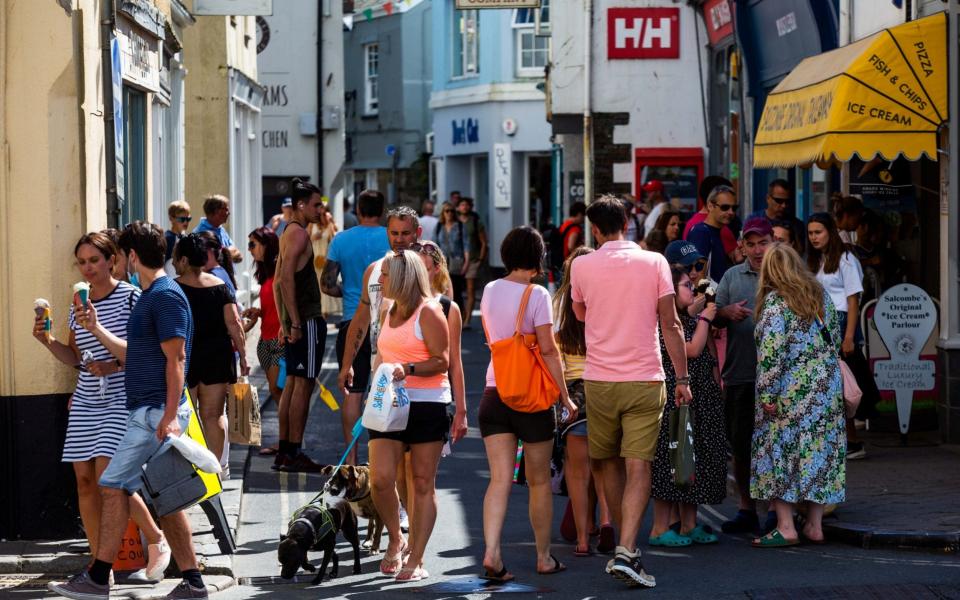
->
[407,363,416,375]
[676,375,691,385]
[290,323,302,330]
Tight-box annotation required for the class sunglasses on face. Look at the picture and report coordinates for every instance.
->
[248,241,256,250]
[714,203,739,212]
[769,196,789,205]
[176,216,192,223]
[686,259,707,274]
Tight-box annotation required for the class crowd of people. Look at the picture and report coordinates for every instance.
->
[40,172,877,597]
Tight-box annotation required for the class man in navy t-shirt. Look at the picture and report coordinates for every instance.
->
[50,222,208,599]
[686,184,740,283]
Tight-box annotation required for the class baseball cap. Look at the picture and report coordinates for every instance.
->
[742,216,774,238]
[281,197,293,207]
[665,240,704,266]
[642,179,664,193]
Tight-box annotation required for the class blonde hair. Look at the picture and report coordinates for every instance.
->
[417,241,451,296]
[756,243,825,323]
[168,200,191,220]
[384,250,432,321]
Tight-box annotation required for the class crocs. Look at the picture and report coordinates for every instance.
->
[648,529,692,547]
[685,525,718,544]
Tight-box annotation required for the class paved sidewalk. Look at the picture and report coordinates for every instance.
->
[823,430,960,552]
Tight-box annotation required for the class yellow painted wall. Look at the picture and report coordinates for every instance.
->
[183,16,230,207]
[0,1,91,396]
[226,16,258,79]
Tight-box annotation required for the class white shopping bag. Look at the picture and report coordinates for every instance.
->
[167,434,223,474]
[361,363,411,432]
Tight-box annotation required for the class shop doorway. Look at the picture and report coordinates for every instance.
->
[527,154,552,230]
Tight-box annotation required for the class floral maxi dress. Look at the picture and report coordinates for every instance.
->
[750,291,846,505]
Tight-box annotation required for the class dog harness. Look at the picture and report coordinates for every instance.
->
[289,504,335,547]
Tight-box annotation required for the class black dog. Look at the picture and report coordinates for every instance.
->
[278,497,361,584]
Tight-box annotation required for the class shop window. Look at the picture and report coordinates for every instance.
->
[121,86,147,225]
[453,9,479,78]
[364,43,379,115]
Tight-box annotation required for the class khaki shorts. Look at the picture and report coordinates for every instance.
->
[584,380,666,461]
[464,259,481,280]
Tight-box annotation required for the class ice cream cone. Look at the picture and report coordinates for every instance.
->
[73,282,90,308]
[34,299,51,335]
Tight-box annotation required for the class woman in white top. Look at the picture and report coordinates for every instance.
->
[807,212,869,459]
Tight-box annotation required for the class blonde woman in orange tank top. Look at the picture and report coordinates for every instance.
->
[369,250,451,583]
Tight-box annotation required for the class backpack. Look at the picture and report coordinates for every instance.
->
[549,222,579,270]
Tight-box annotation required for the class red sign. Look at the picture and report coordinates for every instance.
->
[607,7,680,59]
[703,0,734,46]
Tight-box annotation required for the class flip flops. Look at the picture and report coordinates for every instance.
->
[685,524,719,545]
[648,529,692,547]
[395,566,429,582]
[751,529,800,548]
[480,564,515,583]
[380,539,408,575]
[537,555,567,575]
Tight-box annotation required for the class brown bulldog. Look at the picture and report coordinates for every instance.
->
[321,464,385,555]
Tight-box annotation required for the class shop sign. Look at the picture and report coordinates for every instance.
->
[116,18,160,92]
[702,0,733,46]
[193,0,273,15]
[454,0,539,8]
[872,284,936,434]
[607,8,680,60]
[493,144,512,208]
[111,37,125,206]
[849,157,915,212]
[569,171,585,201]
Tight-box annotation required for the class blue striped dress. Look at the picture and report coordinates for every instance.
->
[63,281,140,462]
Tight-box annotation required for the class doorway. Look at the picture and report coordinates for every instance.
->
[527,154,552,231]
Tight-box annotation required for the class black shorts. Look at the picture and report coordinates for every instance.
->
[187,344,236,388]
[335,320,372,394]
[285,317,327,379]
[368,402,452,445]
[724,383,755,465]
[478,387,556,443]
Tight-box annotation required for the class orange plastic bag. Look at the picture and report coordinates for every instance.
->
[483,284,559,413]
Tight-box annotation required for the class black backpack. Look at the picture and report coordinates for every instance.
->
[548,222,578,270]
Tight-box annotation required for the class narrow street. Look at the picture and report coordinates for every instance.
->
[214,325,960,600]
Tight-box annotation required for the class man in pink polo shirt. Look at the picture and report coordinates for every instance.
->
[570,195,691,589]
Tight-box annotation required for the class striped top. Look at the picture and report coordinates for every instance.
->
[68,282,140,404]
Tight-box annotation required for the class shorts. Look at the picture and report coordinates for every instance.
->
[368,402,452,445]
[567,421,588,437]
[335,320,372,394]
[99,403,192,494]
[584,380,665,461]
[724,383,755,465]
[478,387,556,443]
[464,259,481,280]
[256,337,284,370]
[187,344,237,389]
[286,317,327,379]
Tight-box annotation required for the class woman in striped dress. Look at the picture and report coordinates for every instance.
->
[33,232,169,579]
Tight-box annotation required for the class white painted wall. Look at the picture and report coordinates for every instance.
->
[850,0,904,41]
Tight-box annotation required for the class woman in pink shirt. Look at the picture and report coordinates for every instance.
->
[478,226,577,582]
[369,250,451,583]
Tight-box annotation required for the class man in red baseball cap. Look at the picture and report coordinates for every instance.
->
[641,180,666,238]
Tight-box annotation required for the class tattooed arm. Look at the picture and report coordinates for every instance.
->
[321,259,343,297]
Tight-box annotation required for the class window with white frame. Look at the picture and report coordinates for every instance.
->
[452,9,479,78]
[513,1,550,77]
[364,43,379,115]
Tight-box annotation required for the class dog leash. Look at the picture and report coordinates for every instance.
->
[302,417,365,508]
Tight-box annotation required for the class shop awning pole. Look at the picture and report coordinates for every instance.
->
[583,0,593,247]
[941,3,960,348]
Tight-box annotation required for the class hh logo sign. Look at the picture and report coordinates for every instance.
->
[607,7,680,59]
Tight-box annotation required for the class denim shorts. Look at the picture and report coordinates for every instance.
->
[99,403,192,493]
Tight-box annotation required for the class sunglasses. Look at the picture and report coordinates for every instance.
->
[176,216,192,223]
[714,203,739,212]
[686,259,707,274]
[248,241,256,250]
[411,241,443,261]
[769,196,789,205]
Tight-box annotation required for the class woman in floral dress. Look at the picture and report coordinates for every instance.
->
[751,244,845,547]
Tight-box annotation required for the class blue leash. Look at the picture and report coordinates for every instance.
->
[302,418,365,507]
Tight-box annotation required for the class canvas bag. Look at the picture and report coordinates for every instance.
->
[227,377,262,445]
[362,363,411,432]
[483,284,560,413]
[669,405,696,489]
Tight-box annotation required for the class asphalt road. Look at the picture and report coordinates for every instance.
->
[210,326,960,599]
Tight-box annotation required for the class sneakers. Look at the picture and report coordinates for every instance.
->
[399,505,410,533]
[721,510,760,534]
[146,536,172,581]
[280,453,325,473]
[271,453,290,471]
[164,580,209,599]
[607,546,655,588]
[48,570,109,600]
[847,442,867,460]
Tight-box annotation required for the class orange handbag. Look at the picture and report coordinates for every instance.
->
[483,284,560,413]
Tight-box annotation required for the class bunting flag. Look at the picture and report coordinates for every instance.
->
[343,13,354,30]
[384,2,393,15]
[363,7,373,20]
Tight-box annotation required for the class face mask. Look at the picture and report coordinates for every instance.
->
[126,256,141,289]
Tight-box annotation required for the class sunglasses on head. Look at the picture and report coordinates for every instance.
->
[176,216,192,223]
[686,259,707,274]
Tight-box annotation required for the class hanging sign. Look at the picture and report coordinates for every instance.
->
[455,0,539,7]
[493,144,512,208]
[872,284,937,434]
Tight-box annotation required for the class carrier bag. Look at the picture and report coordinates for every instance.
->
[361,363,411,432]
[227,377,262,445]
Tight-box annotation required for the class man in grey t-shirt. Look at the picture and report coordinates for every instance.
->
[714,216,773,536]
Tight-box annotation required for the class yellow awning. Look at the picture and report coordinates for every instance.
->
[753,11,948,169]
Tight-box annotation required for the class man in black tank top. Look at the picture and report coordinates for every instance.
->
[273,179,328,472]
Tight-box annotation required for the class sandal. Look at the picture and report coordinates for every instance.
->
[685,524,719,545]
[751,529,800,548]
[480,564,514,583]
[258,445,279,456]
[379,539,408,575]
[648,529,692,547]
[395,566,429,582]
[537,554,566,575]
[573,544,594,557]
[597,524,616,554]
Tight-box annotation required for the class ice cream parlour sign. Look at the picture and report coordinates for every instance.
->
[872,284,936,434]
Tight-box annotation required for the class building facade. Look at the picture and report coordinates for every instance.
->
[344,0,432,208]
[430,2,553,267]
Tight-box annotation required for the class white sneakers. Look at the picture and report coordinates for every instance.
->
[146,536,172,582]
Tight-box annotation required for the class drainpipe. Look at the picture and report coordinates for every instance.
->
[941,3,960,350]
[582,0,593,247]
[317,1,324,193]
[101,0,119,228]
